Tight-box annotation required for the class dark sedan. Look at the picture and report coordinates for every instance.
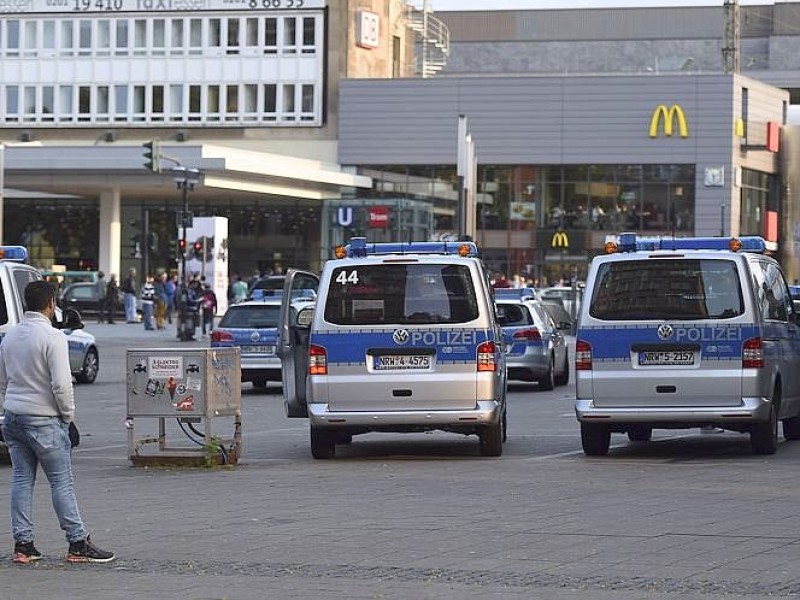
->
[60,282,125,319]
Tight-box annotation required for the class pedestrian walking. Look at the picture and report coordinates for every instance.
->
[140,275,156,330]
[200,284,218,338]
[103,274,119,324]
[154,272,169,330]
[0,281,114,564]
[121,268,138,323]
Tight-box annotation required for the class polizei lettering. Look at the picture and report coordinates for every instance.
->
[410,330,477,346]
[673,326,742,342]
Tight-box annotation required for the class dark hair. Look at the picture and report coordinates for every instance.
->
[25,280,56,311]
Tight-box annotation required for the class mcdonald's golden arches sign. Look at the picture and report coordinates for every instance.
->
[649,104,689,138]
[551,230,569,249]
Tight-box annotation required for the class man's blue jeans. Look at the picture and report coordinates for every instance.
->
[124,292,137,323]
[1,412,87,543]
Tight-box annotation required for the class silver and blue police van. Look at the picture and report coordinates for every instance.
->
[278,238,507,458]
[575,234,800,456]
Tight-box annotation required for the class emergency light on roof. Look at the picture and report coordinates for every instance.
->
[494,287,537,301]
[604,233,766,254]
[0,246,28,261]
[338,237,479,259]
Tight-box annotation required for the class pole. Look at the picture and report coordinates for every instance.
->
[0,142,5,245]
[143,209,150,280]
[720,203,726,236]
[181,183,188,285]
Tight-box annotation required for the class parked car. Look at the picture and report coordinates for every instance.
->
[495,292,570,389]
[60,282,124,318]
[62,313,100,384]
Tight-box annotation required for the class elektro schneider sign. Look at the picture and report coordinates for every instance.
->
[0,0,322,13]
[649,104,689,139]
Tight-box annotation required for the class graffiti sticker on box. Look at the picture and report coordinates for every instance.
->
[148,356,184,379]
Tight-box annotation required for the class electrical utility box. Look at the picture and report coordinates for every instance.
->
[126,347,242,466]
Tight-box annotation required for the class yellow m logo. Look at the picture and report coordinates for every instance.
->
[649,104,689,138]
[551,231,569,249]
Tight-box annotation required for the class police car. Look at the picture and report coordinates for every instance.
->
[278,239,508,458]
[575,234,800,456]
[494,287,570,389]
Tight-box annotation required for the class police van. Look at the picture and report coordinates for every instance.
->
[575,234,800,456]
[278,238,507,458]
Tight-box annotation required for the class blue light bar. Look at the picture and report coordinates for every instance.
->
[614,233,766,254]
[345,237,479,258]
[0,246,28,261]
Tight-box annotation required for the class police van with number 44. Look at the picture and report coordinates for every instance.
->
[277,238,507,459]
[575,234,800,456]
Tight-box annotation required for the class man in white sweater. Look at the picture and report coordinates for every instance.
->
[0,281,114,564]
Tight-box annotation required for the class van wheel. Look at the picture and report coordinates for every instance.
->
[554,351,570,386]
[581,423,611,456]
[751,393,779,455]
[782,414,800,440]
[310,427,335,459]
[538,357,555,391]
[479,422,503,457]
[627,425,652,442]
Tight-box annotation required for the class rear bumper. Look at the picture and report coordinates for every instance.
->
[575,397,773,424]
[308,400,503,428]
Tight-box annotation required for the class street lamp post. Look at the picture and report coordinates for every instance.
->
[172,166,201,341]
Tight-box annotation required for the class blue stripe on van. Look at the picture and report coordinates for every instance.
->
[310,328,491,365]
[578,324,759,361]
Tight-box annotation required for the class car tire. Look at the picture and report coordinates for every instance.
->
[75,348,99,384]
[581,422,611,456]
[751,394,779,455]
[782,413,800,441]
[479,421,503,457]
[538,356,555,391]
[554,350,570,386]
[627,425,653,442]
[310,426,335,459]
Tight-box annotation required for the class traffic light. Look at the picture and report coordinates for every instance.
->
[146,231,159,253]
[178,239,187,258]
[168,238,178,258]
[192,240,203,260]
[129,234,141,258]
[142,139,162,173]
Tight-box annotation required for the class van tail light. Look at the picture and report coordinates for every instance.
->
[477,341,498,372]
[575,339,593,371]
[513,328,541,341]
[309,344,328,375]
[210,330,234,343]
[742,337,764,368]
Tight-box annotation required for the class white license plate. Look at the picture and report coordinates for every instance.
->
[242,345,275,354]
[374,354,432,371]
[638,351,695,366]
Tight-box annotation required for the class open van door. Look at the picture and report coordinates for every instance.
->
[278,269,318,418]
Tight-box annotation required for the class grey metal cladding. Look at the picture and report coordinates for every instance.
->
[338,74,736,166]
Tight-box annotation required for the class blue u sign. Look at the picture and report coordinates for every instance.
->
[337,207,354,227]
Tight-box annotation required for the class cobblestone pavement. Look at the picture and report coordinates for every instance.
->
[0,322,799,600]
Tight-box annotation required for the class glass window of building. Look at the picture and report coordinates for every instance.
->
[115,20,128,56]
[152,19,166,55]
[170,19,184,53]
[189,19,202,54]
[282,84,295,120]
[302,17,315,53]
[188,85,201,121]
[209,18,222,50]
[114,85,127,121]
[301,84,314,120]
[78,86,91,121]
[133,19,147,55]
[169,84,183,121]
[263,84,277,119]
[226,18,240,54]
[133,85,145,121]
[245,18,258,50]
[264,17,277,53]
[43,21,55,53]
[283,17,297,53]
[23,86,35,122]
[207,85,220,121]
[243,84,257,121]
[7,20,20,57]
[96,86,109,121]
[225,84,238,121]
[152,85,164,121]
[59,85,73,121]
[60,20,74,56]
[97,20,110,55]
[78,20,91,56]
[23,20,37,56]
[5,86,19,121]
[42,86,54,121]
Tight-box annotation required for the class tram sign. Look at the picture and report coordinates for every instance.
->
[0,0,325,14]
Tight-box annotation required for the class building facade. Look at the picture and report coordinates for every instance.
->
[0,0,427,279]
[337,73,789,283]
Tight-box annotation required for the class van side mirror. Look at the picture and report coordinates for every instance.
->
[295,306,314,328]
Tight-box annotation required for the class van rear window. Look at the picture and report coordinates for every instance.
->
[590,259,744,320]
[324,264,479,325]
